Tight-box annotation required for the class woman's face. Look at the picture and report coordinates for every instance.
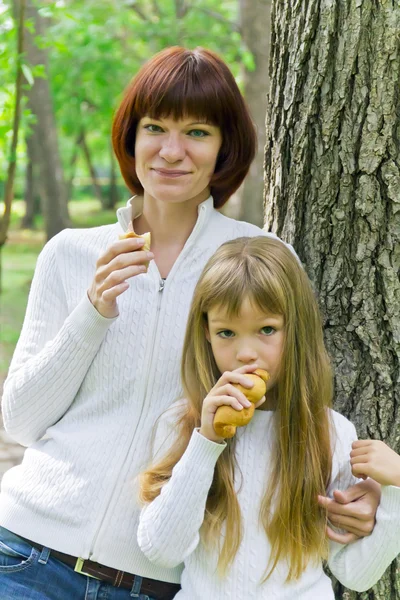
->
[134,115,222,206]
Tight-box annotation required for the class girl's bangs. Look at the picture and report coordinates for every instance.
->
[202,256,287,320]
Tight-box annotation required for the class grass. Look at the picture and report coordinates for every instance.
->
[0,197,124,382]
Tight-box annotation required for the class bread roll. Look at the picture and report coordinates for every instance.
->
[213,369,270,439]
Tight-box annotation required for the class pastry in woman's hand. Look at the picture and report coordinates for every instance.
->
[119,231,151,252]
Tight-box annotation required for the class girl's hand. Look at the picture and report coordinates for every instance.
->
[88,237,154,318]
[199,365,265,443]
[350,440,400,487]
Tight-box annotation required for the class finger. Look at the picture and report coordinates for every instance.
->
[108,250,153,272]
[326,526,358,544]
[352,439,373,450]
[350,450,371,465]
[331,482,368,504]
[350,448,370,459]
[97,238,146,267]
[211,396,247,411]
[217,372,258,392]
[318,495,366,519]
[101,282,130,302]
[102,265,147,290]
[254,395,266,409]
[351,464,370,478]
[328,513,373,534]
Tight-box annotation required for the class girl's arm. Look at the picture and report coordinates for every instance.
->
[327,425,400,591]
[2,231,115,446]
[138,366,258,568]
[137,428,226,568]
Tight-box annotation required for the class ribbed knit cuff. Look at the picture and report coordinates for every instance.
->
[379,484,400,520]
[66,293,118,344]
[175,429,226,473]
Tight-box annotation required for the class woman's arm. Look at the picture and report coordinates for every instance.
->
[137,429,225,568]
[326,421,400,591]
[328,485,400,591]
[2,231,115,446]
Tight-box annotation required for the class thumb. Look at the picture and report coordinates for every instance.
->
[333,484,363,504]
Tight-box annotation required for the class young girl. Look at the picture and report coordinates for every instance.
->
[137,236,400,599]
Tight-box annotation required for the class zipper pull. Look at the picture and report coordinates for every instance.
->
[159,278,165,293]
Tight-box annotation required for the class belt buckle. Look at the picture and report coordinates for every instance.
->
[74,557,101,580]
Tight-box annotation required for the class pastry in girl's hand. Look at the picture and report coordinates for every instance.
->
[213,369,270,439]
[119,231,151,252]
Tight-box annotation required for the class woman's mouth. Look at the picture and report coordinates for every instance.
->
[152,168,191,178]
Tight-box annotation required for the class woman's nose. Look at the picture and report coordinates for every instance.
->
[159,134,185,163]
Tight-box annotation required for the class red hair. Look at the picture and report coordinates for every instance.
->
[112,47,256,208]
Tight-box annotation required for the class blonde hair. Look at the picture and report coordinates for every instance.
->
[140,236,332,581]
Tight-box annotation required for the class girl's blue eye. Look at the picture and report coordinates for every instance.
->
[145,124,163,133]
[261,326,275,336]
[188,129,209,138]
[217,330,234,339]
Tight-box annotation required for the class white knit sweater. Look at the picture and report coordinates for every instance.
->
[1,196,280,582]
[138,408,400,598]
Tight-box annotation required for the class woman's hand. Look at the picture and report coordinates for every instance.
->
[199,365,265,443]
[88,237,154,318]
[350,440,400,487]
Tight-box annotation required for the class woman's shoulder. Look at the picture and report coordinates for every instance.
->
[39,223,121,259]
[209,211,299,259]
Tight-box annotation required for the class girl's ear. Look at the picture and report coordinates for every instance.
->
[205,321,211,343]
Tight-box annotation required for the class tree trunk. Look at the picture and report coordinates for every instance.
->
[239,0,271,227]
[66,131,84,202]
[24,0,70,240]
[21,130,42,229]
[80,128,104,206]
[264,1,400,599]
[0,0,26,293]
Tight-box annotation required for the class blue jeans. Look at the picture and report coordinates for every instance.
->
[0,526,158,600]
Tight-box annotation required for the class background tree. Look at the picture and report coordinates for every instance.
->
[23,0,70,239]
[264,1,400,599]
[239,0,271,226]
[0,0,25,292]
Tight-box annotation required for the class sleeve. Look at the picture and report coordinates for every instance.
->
[327,418,400,591]
[137,427,226,568]
[1,231,116,447]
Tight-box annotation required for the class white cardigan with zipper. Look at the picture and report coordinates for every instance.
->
[1,196,279,582]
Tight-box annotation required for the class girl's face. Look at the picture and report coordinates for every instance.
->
[206,296,285,393]
[135,115,222,206]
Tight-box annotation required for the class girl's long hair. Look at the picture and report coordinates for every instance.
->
[140,236,332,581]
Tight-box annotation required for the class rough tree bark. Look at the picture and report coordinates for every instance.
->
[24,0,70,240]
[264,1,400,599]
[239,0,271,227]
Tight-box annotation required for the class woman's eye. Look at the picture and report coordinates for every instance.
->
[261,326,275,336]
[217,330,234,339]
[144,124,163,133]
[188,129,209,138]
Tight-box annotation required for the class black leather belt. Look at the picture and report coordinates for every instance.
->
[20,535,181,600]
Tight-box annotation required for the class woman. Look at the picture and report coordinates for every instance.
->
[0,47,379,600]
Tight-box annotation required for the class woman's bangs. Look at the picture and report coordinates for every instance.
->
[134,66,226,126]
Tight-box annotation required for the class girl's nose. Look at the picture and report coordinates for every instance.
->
[236,344,258,364]
[159,133,185,163]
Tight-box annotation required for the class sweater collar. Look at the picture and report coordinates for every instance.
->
[116,195,214,234]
